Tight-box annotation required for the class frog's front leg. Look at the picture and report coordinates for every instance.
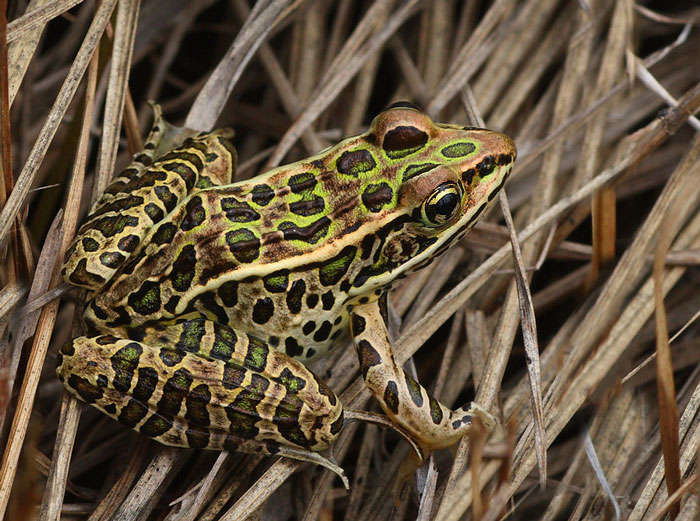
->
[350,301,494,451]
[56,318,348,486]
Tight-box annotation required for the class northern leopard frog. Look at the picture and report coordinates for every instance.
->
[57,102,516,485]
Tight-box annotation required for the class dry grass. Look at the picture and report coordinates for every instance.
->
[1,0,700,519]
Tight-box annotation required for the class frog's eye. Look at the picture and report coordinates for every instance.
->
[421,182,462,227]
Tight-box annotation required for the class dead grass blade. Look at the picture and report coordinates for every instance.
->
[111,447,185,520]
[469,420,488,520]
[652,199,683,519]
[186,0,296,131]
[93,0,141,199]
[37,47,99,521]
[646,473,699,521]
[0,0,117,244]
[582,429,621,520]
[7,0,85,44]
[166,451,229,521]
[0,210,63,518]
[580,0,628,289]
[0,208,61,435]
[499,191,545,487]
[219,458,301,521]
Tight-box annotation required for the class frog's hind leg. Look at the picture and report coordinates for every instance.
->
[349,301,495,453]
[62,110,236,291]
[56,318,347,485]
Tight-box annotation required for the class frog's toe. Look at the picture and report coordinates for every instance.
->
[274,446,349,489]
[455,402,496,432]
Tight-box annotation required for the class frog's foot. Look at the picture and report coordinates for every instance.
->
[350,301,495,452]
[344,409,425,460]
[457,402,496,431]
[273,446,349,489]
[57,319,345,471]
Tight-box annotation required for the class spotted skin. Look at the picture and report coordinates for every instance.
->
[58,103,515,479]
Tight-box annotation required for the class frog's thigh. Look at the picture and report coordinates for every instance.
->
[350,301,494,451]
[62,121,235,291]
[57,320,345,468]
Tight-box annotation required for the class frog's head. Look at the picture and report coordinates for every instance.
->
[348,103,516,294]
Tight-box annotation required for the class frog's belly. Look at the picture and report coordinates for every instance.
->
[192,280,351,361]
[86,279,351,363]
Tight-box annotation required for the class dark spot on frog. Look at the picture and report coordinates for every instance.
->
[351,315,366,335]
[312,321,332,342]
[288,172,317,194]
[286,279,306,314]
[429,396,444,425]
[336,149,376,177]
[357,339,382,378]
[81,237,99,252]
[252,297,274,324]
[321,291,335,310]
[497,153,512,165]
[361,182,393,213]
[285,337,303,357]
[306,293,319,309]
[118,234,140,252]
[462,168,476,184]
[441,142,476,158]
[405,374,423,407]
[140,414,172,438]
[476,155,495,176]
[382,126,428,159]
[180,196,206,231]
[303,321,316,335]
[118,399,148,427]
[383,381,399,414]
[185,384,212,427]
[133,366,158,402]
[252,184,274,206]
[144,202,164,223]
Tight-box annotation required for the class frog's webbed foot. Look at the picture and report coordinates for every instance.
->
[272,446,349,489]
[344,409,425,460]
[350,301,494,452]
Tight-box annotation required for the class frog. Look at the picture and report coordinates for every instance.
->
[57,102,516,485]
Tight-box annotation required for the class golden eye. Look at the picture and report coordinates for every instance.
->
[421,182,462,227]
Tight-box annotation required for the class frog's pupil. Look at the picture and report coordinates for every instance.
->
[434,192,458,217]
[426,187,460,224]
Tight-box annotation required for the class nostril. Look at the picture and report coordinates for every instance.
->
[477,155,495,176]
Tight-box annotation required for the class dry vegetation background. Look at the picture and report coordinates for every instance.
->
[1,0,700,519]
